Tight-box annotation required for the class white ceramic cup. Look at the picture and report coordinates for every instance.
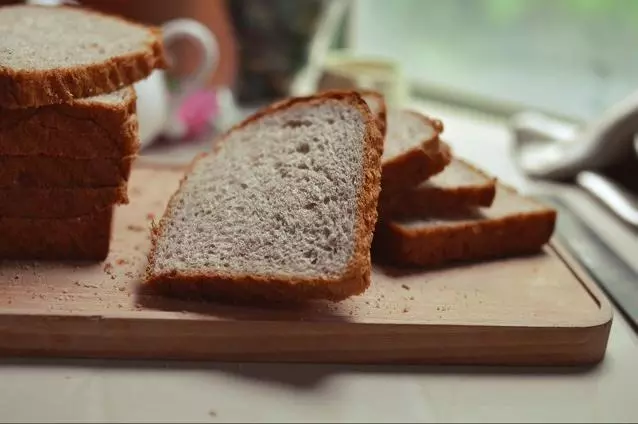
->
[135,18,219,147]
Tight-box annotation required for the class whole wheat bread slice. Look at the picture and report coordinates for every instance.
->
[0,208,113,260]
[0,87,139,158]
[0,185,127,218]
[0,155,133,188]
[146,91,384,303]
[378,154,497,219]
[0,5,166,108]
[360,90,387,136]
[373,184,556,268]
[381,109,451,193]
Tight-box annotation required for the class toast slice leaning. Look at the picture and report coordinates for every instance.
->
[0,87,139,159]
[0,156,133,188]
[0,208,113,261]
[146,91,384,304]
[373,184,556,268]
[0,5,167,108]
[0,185,128,218]
[381,109,451,194]
[360,90,387,136]
[378,154,497,219]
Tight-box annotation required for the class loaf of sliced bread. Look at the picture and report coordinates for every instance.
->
[373,184,556,268]
[0,156,133,188]
[378,154,497,219]
[0,5,166,108]
[0,185,127,218]
[0,208,113,260]
[146,91,384,303]
[382,109,450,193]
[0,88,139,158]
[360,90,387,136]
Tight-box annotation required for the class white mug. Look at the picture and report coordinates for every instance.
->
[135,18,219,147]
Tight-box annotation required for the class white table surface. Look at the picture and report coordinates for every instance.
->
[2,99,638,423]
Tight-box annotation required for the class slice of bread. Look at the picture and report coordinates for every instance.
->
[0,87,139,158]
[0,185,127,218]
[0,156,133,188]
[373,184,556,268]
[146,91,384,303]
[0,208,113,260]
[360,90,387,136]
[0,5,166,108]
[381,109,450,193]
[378,155,497,219]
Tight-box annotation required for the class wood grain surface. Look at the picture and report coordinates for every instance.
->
[0,165,612,365]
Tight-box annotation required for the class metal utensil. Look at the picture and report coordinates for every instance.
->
[576,171,638,229]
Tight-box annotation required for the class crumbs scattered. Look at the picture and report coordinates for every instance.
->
[401,284,410,291]
[116,259,128,266]
[117,286,126,292]
[146,213,156,221]
[209,410,217,418]
[403,307,409,313]
[127,224,145,232]
[125,271,135,279]
[103,262,113,274]
[13,275,19,280]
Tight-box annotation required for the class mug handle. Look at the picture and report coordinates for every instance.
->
[161,18,219,94]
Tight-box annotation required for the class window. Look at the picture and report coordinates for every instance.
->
[346,0,638,120]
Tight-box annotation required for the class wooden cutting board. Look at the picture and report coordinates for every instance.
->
[0,165,612,366]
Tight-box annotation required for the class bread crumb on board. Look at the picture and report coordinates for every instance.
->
[127,224,145,232]
[401,284,410,291]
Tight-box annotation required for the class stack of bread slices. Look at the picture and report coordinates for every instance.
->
[360,91,557,269]
[0,4,166,260]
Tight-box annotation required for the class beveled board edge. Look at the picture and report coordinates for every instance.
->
[0,245,613,367]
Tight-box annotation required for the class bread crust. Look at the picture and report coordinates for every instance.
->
[378,153,497,219]
[146,90,384,303]
[359,90,387,136]
[0,184,128,219]
[373,185,557,268]
[0,5,168,109]
[381,111,450,193]
[0,155,134,188]
[0,87,139,158]
[0,208,113,261]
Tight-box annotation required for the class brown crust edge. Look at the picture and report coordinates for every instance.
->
[373,185,557,268]
[358,89,387,137]
[0,5,167,109]
[145,90,384,304]
[0,183,129,219]
[0,207,114,261]
[382,135,453,195]
[379,154,498,219]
